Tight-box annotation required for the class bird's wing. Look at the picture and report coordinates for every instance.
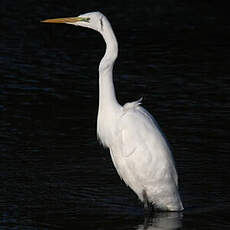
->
[117,104,178,184]
[119,104,166,158]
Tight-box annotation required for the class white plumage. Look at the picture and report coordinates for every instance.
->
[42,11,183,211]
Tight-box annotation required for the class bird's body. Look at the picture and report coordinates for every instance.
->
[98,98,182,211]
[42,11,183,211]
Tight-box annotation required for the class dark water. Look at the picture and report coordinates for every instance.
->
[1,0,230,229]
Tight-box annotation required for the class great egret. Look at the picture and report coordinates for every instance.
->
[42,11,183,212]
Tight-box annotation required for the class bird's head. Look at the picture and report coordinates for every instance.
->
[41,11,107,34]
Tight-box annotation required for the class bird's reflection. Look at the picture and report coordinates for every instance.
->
[138,212,183,230]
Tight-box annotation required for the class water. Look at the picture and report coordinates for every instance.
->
[1,0,230,229]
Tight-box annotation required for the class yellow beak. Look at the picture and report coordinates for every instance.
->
[41,17,90,23]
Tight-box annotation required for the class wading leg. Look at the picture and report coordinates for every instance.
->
[142,190,150,214]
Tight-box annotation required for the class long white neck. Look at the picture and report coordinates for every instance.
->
[98,19,120,112]
[96,18,121,147]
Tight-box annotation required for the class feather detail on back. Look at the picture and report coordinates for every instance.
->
[123,97,143,110]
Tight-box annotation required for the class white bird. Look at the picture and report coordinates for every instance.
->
[42,11,183,212]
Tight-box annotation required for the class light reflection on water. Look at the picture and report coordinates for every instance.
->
[1,0,230,229]
[1,212,182,230]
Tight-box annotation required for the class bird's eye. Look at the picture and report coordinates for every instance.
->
[81,17,90,22]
